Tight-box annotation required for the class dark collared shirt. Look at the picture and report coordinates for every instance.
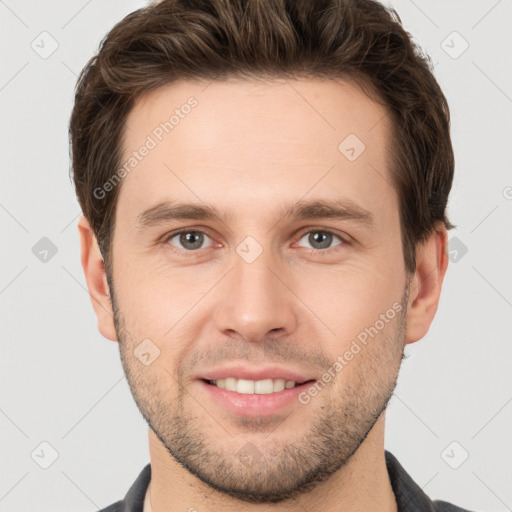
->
[97,450,474,511]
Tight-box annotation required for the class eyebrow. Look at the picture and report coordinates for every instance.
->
[135,198,375,231]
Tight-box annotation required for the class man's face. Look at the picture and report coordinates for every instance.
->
[109,78,409,503]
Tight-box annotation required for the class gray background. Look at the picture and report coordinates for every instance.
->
[1,0,511,510]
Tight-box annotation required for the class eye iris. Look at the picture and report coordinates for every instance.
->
[180,231,203,250]
[309,231,332,249]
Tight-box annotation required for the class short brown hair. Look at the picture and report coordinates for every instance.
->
[69,0,454,275]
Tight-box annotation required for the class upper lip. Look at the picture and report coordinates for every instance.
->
[198,365,317,384]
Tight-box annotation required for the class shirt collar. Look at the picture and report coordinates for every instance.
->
[385,450,438,511]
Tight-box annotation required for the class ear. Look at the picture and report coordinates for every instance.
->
[78,215,118,342]
[405,223,449,344]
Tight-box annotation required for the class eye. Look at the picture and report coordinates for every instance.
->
[296,229,346,253]
[165,230,214,251]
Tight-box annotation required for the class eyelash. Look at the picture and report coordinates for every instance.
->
[162,228,350,256]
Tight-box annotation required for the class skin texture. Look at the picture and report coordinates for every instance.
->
[79,77,449,512]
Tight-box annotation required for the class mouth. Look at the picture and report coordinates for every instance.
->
[198,378,317,416]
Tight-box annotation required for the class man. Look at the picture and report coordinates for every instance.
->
[70,0,473,510]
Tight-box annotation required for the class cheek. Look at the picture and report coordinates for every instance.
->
[298,260,404,337]
[113,261,216,363]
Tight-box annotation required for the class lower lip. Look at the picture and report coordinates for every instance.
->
[198,379,315,417]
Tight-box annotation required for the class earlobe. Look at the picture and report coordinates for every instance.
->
[78,215,118,342]
[405,224,449,344]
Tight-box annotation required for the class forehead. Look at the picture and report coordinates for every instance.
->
[117,77,394,226]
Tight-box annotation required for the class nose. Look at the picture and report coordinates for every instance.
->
[213,246,299,344]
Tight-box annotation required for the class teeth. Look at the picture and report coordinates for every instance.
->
[211,378,299,394]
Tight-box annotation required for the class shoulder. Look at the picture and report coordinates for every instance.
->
[385,451,475,512]
[432,499,477,512]
[96,501,124,512]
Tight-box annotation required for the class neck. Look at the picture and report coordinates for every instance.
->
[146,413,397,512]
